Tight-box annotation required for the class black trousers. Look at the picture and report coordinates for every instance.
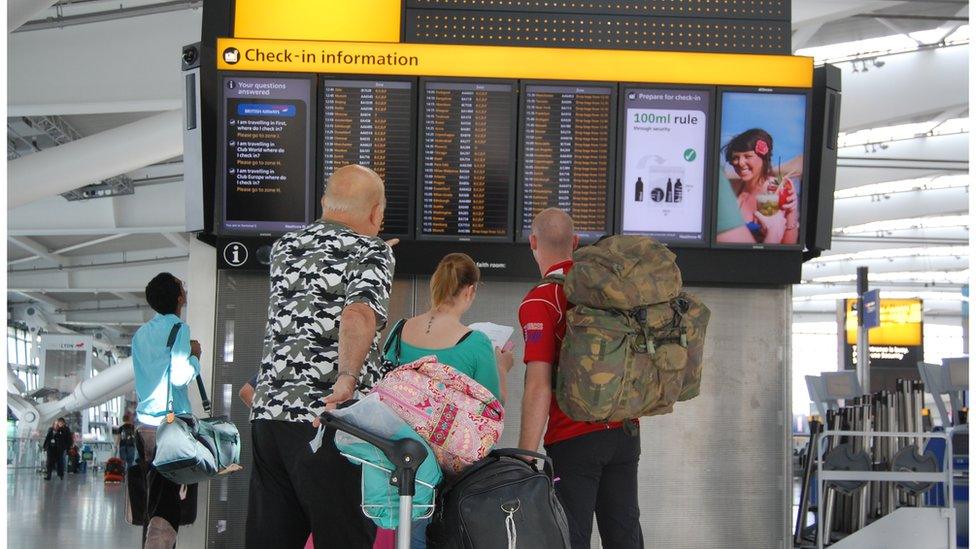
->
[136,426,185,541]
[545,428,644,549]
[45,450,64,478]
[246,419,375,549]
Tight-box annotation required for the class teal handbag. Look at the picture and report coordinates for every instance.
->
[153,324,241,484]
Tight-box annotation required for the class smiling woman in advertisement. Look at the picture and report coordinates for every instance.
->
[715,92,806,245]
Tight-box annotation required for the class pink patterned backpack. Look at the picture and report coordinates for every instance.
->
[371,355,505,474]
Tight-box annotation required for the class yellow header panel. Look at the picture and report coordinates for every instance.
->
[845,298,923,346]
[234,0,401,43]
[217,38,813,88]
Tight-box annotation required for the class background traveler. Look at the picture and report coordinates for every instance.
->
[42,418,71,480]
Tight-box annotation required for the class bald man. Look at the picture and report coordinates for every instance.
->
[518,208,644,549]
[246,164,394,548]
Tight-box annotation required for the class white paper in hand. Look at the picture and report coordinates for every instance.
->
[469,322,515,350]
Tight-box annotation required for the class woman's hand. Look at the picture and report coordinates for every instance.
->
[495,347,515,375]
[756,211,787,244]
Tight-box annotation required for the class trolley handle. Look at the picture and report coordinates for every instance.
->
[319,411,428,497]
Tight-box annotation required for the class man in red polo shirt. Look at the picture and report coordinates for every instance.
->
[518,208,643,549]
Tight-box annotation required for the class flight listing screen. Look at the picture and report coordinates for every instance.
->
[220,75,313,235]
[419,81,516,241]
[519,84,614,241]
[619,87,711,244]
[321,78,415,237]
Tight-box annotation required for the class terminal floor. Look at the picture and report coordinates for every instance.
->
[7,468,141,549]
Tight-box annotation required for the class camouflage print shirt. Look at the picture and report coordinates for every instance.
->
[251,220,395,423]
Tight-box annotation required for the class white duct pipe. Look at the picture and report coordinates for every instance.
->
[8,0,59,32]
[7,109,183,209]
[36,357,135,425]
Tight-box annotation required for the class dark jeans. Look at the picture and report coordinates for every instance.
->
[120,444,136,470]
[45,450,64,479]
[545,428,644,549]
[245,419,375,549]
[136,426,186,541]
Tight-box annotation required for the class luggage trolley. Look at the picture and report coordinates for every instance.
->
[320,411,433,549]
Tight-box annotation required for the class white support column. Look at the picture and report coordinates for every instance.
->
[7,110,183,209]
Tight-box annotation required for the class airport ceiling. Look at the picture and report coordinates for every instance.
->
[6,0,970,340]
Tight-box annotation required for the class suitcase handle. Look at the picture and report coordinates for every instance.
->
[319,411,428,497]
[489,448,555,478]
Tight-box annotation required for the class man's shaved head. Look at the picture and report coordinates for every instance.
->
[531,208,575,256]
[322,164,385,216]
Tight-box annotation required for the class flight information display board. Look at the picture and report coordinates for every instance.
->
[618,87,712,245]
[219,75,314,235]
[518,83,615,241]
[418,80,517,241]
[320,78,415,237]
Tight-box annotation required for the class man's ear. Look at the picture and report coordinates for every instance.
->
[572,234,580,251]
[529,234,538,251]
[371,203,384,227]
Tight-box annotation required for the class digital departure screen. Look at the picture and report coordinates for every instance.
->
[321,78,415,237]
[619,87,711,245]
[220,75,314,235]
[518,84,614,241]
[418,80,516,241]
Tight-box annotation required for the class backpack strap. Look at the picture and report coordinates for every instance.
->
[381,319,407,367]
[535,272,565,290]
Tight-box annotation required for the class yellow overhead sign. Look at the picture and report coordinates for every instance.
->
[217,38,814,88]
[233,0,402,43]
[845,298,923,346]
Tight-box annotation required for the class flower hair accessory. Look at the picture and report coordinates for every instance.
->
[754,139,769,156]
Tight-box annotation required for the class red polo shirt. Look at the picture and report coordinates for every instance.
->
[519,260,623,446]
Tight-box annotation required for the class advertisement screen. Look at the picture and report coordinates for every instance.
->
[519,84,614,242]
[418,80,516,241]
[714,90,807,247]
[619,87,711,244]
[220,75,314,235]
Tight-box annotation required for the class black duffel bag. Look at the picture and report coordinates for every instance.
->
[428,448,570,549]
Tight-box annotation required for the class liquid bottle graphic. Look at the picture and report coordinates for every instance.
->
[635,177,644,202]
[665,178,673,203]
[674,179,683,203]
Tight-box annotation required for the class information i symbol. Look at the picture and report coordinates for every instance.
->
[223,242,249,267]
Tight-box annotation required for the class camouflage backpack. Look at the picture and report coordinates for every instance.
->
[550,235,710,422]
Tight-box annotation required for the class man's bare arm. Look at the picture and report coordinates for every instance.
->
[323,302,377,408]
[518,360,553,452]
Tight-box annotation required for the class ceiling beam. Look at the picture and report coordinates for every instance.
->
[8,236,65,265]
[8,110,183,209]
[8,9,199,117]
[8,254,188,275]
[10,290,67,310]
[161,233,190,253]
[8,233,131,266]
[8,0,59,32]
[16,1,203,32]
[9,179,186,236]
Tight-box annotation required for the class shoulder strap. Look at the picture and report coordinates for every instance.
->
[532,272,565,292]
[164,323,211,417]
[455,330,474,345]
[382,319,407,367]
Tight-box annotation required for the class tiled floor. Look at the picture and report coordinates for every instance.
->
[7,468,142,549]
